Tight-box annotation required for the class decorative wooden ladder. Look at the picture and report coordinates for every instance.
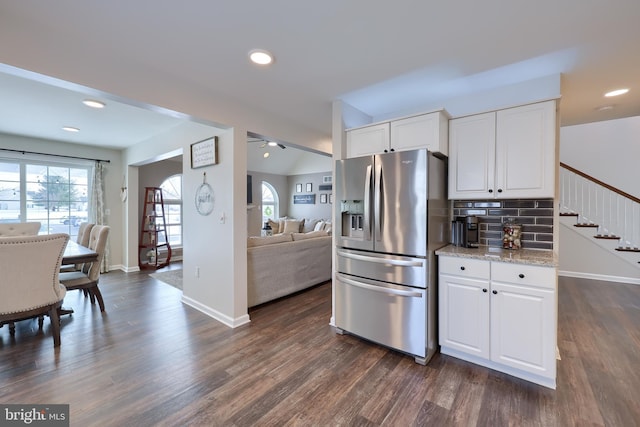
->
[139,187,172,269]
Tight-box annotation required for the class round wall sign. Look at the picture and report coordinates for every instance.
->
[195,182,214,215]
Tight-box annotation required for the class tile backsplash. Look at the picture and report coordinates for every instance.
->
[452,199,554,250]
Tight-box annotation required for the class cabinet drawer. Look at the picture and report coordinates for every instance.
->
[439,256,490,279]
[491,262,556,289]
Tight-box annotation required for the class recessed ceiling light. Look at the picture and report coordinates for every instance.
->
[249,49,274,65]
[267,141,278,147]
[62,126,80,132]
[605,88,629,97]
[263,152,270,158]
[83,99,106,109]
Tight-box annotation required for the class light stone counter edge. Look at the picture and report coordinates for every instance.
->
[435,245,558,267]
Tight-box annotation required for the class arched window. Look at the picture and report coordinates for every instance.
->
[261,181,279,223]
[160,175,182,246]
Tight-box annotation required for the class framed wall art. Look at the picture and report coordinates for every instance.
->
[293,194,316,204]
[191,136,218,169]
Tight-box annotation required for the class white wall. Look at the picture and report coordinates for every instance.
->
[287,172,333,221]
[561,116,640,198]
[181,129,250,326]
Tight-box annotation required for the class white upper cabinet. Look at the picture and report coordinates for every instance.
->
[448,100,557,199]
[346,111,449,158]
[448,112,496,197]
[346,123,389,158]
[390,112,449,154]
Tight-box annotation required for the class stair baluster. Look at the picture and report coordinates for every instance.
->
[560,163,640,259]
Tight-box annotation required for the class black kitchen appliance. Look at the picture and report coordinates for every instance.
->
[451,215,479,248]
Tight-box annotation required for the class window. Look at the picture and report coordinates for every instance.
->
[261,181,279,223]
[160,174,182,246]
[0,159,90,240]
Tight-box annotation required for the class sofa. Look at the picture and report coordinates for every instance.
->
[247,230,332,307]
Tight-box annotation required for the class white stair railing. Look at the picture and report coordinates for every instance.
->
[560,164,640,250]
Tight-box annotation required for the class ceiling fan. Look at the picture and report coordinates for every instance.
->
[248,137,286,150]
[260,141,286,150]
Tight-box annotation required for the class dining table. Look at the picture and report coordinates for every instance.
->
[62,240,98,265]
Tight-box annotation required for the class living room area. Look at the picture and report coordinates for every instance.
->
[141,135,334,308]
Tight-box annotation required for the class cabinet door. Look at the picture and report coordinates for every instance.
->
[448,112,496,199]
[490,281,556,378]
[390,112,448,155]
[439,274,490,358]
[346,123,390,158]
[495,101,556,198]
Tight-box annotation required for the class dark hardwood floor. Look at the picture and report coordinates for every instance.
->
[1,269,639,426]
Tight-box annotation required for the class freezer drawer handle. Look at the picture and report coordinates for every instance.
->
[338,274,423,298]
[337,250,424,267]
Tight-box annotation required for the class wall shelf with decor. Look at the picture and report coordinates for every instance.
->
[139,187,172,269]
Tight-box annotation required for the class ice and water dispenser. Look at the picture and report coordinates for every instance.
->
[340,200,364,239]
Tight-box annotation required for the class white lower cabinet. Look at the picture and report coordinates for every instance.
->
[439,256,557,388]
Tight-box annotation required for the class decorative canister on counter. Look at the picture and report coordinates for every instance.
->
[502,218,522,249]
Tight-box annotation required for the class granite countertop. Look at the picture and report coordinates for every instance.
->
[435,244,558,267]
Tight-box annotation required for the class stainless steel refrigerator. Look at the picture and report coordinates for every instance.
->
[334,149,448,364]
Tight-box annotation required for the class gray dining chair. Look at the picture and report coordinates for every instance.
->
[60,222,95,273]
[59,225,110,312]
[0,233,69,347]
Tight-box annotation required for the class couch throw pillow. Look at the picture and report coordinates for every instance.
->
[303,219,321,233]
[283,219,304,234]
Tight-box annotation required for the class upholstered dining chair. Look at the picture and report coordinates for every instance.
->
[0,233,69,347]
[0,221,41,237]
[59,225,110,312]
[60,222,95,273]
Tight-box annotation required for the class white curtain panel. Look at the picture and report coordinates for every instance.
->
[90,161,109,272]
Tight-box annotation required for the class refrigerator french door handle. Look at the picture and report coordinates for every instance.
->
[363,165,372,241]
[337,274,423,298]
[374,160,382,241]
[337,250,424,267]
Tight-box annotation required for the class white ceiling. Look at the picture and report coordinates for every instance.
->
[0,1,639,155]
[247,138,332,176]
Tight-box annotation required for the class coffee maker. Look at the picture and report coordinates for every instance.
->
[451,215,479,248]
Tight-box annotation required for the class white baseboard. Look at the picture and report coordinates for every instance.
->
[181,295,251,328]
[110,264,140,273]
[117,265,140,273]
[559,270,640,286]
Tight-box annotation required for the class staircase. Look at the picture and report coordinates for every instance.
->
[560,163,640,270]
